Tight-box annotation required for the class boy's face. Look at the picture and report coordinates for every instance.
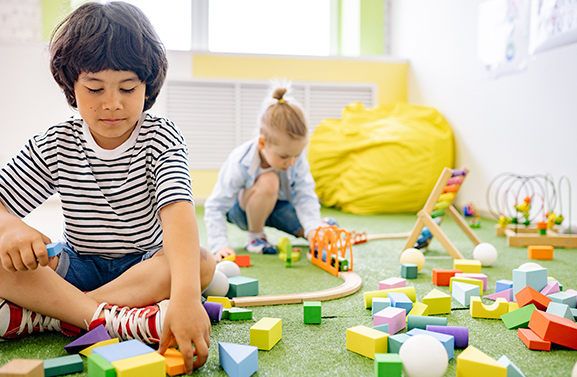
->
[74,70,146,149]
[258,132,308,171]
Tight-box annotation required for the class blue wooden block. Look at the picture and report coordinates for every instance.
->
[93,339,155,363]
[452,281,480,307]
[44,354,83,377]
[548,291,577,308]
[512,268,548,296]
[372,324,389,333]
[495,279,513,293]
[46,242,63,257]
[372,298,391,317]
[227,276,259,298]
[219,342,258,377]
[387,333,410,354]
[406,328,454,360]
[546,302,575,322]
[497,355,525,377]
[388,292,413,314]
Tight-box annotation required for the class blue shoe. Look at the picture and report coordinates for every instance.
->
[245,237,277,254]
[322,217,339,227]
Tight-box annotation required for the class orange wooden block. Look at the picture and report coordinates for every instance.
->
[163,348,186,376]
[0,359,44,377]
[529,309,577,350]
[432,269,462,286]
[234,255,251,267]
[518,328,551,351]
[515,286,551,311]
[528,245,553,260]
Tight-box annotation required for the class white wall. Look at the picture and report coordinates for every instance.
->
[389,0,577,223]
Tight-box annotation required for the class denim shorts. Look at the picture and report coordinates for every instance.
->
[55,243,159,292]
[226,199,303,236]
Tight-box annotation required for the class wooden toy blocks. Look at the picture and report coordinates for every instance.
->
[517,328,551,351]
[432,268,462,286]
[456,345,507,377]
[219,342,258,377]
[455,273,488,290]
[0,359,44,377]
[515,286,551,311]
[450,276,484,293]
[529,309,577,349]
[495,279,513,292]
[363,286,416,309]
[43,354,83,377]
[401,263,418,279]
[500,304,536,330]
[546,302,575,322]
[163,348,186,376]
[548,291,577,308]
[378,277,406,290]
[227,276,259,298]
[470,297,508,319]
[250,317,282,350]
[228,307,253,321]
[528,245,554,260]
[374,353,402,377]
[373,307,406,335]
[387,333,411,353]
[388,292,413,314]
[497,355,525,377]
[372,297,391,317]
[87,354,115,377]
[452,281,480,307]
[207,296,232,309]
[93,339,155,363]
[512,267,548,296]
[65,323,111,353]
[346,325,388,359]
[79,338,119,356]
[540,280,560,296]
[407,301,429,317]
[111,351,166,377]
[483,288,513,302]
[303,301,322,324]
[426,325,469,348]
[453,259,482,273]
[234,255,251,267]
[422,288,451,315]
[407,328,455,359]
[407,315,446,331]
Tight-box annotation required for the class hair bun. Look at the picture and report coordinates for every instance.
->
[272,88,287,101]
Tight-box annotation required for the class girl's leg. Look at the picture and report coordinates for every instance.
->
[240,170,279,233]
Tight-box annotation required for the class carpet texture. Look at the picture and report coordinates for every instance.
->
[1,206,575,376]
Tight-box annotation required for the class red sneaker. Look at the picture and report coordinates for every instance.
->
[88,300,168,345]
[0,299,81,340]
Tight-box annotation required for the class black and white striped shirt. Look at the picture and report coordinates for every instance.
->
[0,113,193,258]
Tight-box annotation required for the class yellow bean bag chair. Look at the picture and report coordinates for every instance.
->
[309,102,454,214]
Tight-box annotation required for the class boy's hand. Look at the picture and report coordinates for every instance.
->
[159,299,211,374]
[0,213,52,272]
[214,246,235,262]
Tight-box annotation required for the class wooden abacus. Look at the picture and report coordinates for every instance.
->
[401,167,481,259]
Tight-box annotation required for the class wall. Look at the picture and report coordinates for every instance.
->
[389,0,577,223]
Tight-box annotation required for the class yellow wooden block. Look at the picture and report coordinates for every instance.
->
[450,277,484,293]
[207,296,232,309]
[454,259,482,273]
[456,345,507,377]
[163,348,185,376]
[470,297,509,319]
[222,254,236,262]
[422,289,451,315]
[111,352,165,377]
[407,301,429,318]
[346,325,388,359]
[79,338,120,356]
[508,302,519,312]
[363,286,417,309]
[250,317,282,350]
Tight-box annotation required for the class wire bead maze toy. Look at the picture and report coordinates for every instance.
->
[487,172,575,247]
[309,225,353,276]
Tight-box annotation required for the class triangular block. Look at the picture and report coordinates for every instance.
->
[422,289,451,315]
[65,324,111,354]
[452,281,480,307]
[456,346,507,377]
[540,281,560,296]
[497,355,525,377]
[219,342,258,377]
[546,302,575,322]
[484,288,513,302]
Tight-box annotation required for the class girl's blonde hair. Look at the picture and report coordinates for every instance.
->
[259,83,308,144]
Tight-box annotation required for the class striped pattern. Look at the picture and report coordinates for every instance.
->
[0,114,193,258]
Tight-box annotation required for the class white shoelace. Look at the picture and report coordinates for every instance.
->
[91,303,156,344]
[18,308,62,336]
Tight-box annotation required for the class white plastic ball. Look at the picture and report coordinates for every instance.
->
[215,260,241,278]
[202,270,229,297]
[399,334,448,377]
[572,360,577,377]
[400,248,425,271]
[472,243,498,266]
[518,262,543,270]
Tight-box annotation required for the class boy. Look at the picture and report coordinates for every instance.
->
[0,2,214,373]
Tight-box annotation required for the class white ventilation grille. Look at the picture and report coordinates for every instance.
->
[166,79,377,170]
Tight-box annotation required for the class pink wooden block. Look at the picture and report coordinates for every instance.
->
[565,289,577,296]
[373,307,406,335]
[455,273,488,291]
[378,277,407,290]
[541,281,560,296]
[483,288,513,302]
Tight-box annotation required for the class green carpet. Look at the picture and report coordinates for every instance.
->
[1,206,576,376]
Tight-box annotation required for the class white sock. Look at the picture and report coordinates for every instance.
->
[246,231,266,244]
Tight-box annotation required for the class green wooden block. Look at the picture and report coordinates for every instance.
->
[401,263,418,279]
[387,333,410,353]
[407,315,447,330]
[87,354,116,377]
[227,276,259,298]
[228,307,253,320]
[44,354,83,377]
[304,301,322,324]
[374,353,402,377]
[500,303,536,329]
[222,308,230,319]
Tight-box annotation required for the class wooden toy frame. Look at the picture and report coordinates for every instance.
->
[401,167,481,259]
[309,225,354,276]
[495,224,577,248]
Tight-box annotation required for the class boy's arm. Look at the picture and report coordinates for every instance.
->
[157,200,211,373]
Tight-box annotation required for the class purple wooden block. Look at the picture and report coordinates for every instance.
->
[426,325,469,348]
[204,301,223,322]
[455,273,487,291]
[373,307,406,335]
[65,324,111,353]
[483,288,513,302]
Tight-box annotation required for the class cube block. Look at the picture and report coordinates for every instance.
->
[87,354,115,377]
[373,307,406,335]
[387,333,410,354]
[432,268,461,286]
[374,353,402,377]
[303,301,321,324]
[401,263,418,279]
[371,297,391,317]
[512,268,548,296]
[346,326,388,359]
[250,318,282,350]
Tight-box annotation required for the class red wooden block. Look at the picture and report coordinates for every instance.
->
[517,328,551,351]
[234,255,251,267]
[515,286,551,311]
[528,309,577,350]
[432,269,462,286]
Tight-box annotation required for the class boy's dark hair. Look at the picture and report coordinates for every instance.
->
[49,1,167,111]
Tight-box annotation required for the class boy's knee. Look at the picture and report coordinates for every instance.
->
[200,245,216,292]
[254,171,279,196]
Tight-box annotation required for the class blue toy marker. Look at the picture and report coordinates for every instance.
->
[46,242,63,257]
